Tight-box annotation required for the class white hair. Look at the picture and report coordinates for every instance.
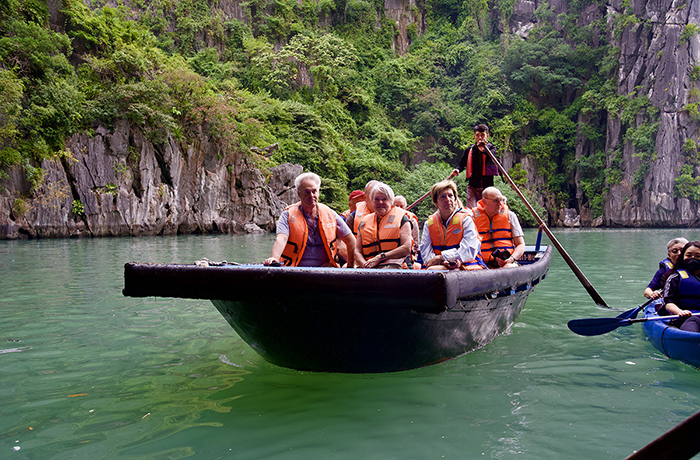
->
[294,172,321,190]
[369,182,395,205]
[668,238,689,250]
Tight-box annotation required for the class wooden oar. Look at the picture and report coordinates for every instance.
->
[568,312,700,337]
[482,144,609,308]
[406,171,458,211]
[625,409,700,460]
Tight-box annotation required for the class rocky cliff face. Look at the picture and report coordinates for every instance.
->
[507,0,700,227]
[3,0,698,238]
[0,120,301,239]
[604,0,700,226]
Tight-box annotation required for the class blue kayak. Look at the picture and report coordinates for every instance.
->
[642,304,700,368]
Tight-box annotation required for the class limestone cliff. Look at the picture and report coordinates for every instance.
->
[604,0,700,226]
[0,121,301,239]
[507,0,700,227]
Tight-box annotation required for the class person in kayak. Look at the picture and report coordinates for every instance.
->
[419,180,484,270]
[661,240,700,332]
[355,182,412,269]
[472,186,525,268]
[643,237,688,299]
[264,172,356,268]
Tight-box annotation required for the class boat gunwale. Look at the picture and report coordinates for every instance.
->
[123,246,551,313]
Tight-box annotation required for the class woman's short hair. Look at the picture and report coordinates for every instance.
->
[294,172,321,190]
[369,182,395,204]
[667,237,689,250]
[430,180,459,204]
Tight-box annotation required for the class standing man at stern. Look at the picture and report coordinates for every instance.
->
[452,124,499,208]
[264,172,355,267]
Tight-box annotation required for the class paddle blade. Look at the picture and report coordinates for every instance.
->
[567,317,631,336]
[616,306,642,320]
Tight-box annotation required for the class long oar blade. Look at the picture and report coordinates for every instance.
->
[568,317,632,336]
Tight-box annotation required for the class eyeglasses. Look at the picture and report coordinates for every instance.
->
[486,197,506,203]
[669,248,682,254]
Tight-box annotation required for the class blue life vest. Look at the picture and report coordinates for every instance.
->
[676,269,700,309]
[659,257,674,271]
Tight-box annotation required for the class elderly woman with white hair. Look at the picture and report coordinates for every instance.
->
[354,182,412,269]
[644,237,689,299]
[264,172,355,267]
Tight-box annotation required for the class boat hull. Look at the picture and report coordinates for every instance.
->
[642,304,700,368]
[212,290,532,373]
[123,246,551,373]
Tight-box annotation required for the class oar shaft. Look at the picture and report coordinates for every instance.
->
[482,145,609,308]
[406,171,458,211]
[628,312,700,324]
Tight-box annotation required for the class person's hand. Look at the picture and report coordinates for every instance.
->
[649,290,662,300]
[496,256,515,268]
[263,257,279,266]
[363,255,381,268]
[443,259,461,270]
[679,309,693,318]
[451,168,459,176]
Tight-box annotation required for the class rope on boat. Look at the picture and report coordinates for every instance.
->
[194,258,241,267]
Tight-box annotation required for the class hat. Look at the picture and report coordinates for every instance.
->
[349,190,365,201]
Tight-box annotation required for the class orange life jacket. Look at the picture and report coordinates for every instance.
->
[352,201,369,236]
[280,202,339,267]
[340,209,351,221]
[426,209,485,270]
[465,145,499,179]
[358,206,407,258]
[405,209,420,258]
[472,201,514,262]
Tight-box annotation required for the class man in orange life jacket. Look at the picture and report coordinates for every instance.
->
[393,195,420,255]
[451,124,499,208]
[472,186,525,268]
[340,189,365,222]
[263,172,356,267]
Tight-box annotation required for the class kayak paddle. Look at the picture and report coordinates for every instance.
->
[568,312,700,337]
[614,296,658,320]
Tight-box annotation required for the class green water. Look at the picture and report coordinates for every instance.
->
[2,229,700,460]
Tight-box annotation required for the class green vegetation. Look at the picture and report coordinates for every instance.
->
[0,0,674,219]
[71,199,85,216]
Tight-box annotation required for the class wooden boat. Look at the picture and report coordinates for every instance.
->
[122,245,551,373]
[642,303,700,368]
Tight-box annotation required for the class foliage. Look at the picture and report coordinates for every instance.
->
[391,161,454,222]
[493,177,547,228]
[72,199,85,217]
[0,0,691,228]
[12,197,27,217]
[575,149,607,217]
[681,24,700,44]
[674,165,700,201]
